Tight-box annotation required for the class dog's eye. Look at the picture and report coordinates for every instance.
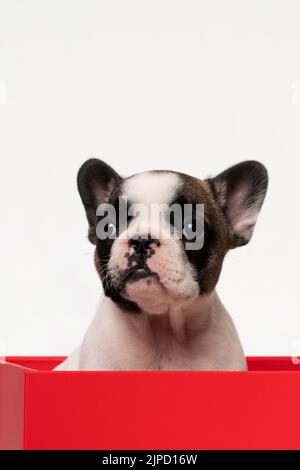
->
[107,222,116,238]
[182,221,195,240]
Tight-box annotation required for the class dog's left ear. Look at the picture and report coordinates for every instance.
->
[77,159,122,244]
[207,160,268,248]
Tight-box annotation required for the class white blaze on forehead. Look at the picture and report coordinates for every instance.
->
[122,172,181,205]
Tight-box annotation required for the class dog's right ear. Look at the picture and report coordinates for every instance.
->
[77,159,122,244]
[206,160,268,248]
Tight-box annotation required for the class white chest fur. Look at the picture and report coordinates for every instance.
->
[57,293,247,371]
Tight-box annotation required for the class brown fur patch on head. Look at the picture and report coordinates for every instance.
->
[174,172,230,294]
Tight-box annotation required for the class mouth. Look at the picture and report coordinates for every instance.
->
[120,265,157,286]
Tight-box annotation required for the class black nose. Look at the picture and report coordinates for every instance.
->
[128,235,160,255]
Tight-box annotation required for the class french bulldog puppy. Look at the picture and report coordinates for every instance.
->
[56,159,268,371]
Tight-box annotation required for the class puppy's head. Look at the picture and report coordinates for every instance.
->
[77,159,268,314]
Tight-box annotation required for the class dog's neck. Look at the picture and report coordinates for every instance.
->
[60,289,246,371]
[115,291,218,345]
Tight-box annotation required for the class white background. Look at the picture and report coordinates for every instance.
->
[0,0,300,356]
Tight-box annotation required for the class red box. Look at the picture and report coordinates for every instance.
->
[1,356,300,450]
